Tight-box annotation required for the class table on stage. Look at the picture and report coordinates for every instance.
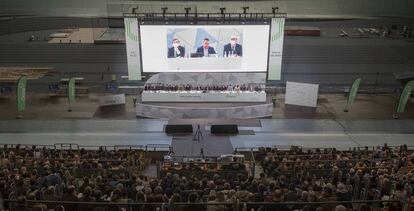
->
[141,90,266,103]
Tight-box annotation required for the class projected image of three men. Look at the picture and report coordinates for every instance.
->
[139,25,269,72]
[167,28,243,58]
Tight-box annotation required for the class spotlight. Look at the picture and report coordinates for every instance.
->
[184,7,191,15]
[161,7,168,15]
[132,6,138,14]
[272,7,279,14]
[242,7,249,14]
[220,7,226,15]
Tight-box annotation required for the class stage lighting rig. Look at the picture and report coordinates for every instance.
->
[127,8,286,25]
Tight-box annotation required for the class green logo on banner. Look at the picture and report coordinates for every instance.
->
[17,75,27,112]
[125,18,139,42]
[397,80,414,113]
[68,78,76,103]
[268,17,285,81]
[271,18,284,42]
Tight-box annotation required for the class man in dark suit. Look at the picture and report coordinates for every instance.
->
[223,35,242,57]
[168,38,185,58]
[196,38,216,57]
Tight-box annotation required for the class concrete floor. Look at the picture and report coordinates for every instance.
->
[0,118,413,151]
[272,93,414,119]
[0,92,413,120]
[1,92,413,151]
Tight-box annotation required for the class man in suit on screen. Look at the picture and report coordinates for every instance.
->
[196,38,216,57]
[168,38,185,58]
[223,35,242,57]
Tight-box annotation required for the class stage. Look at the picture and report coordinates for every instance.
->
[141,90,267,103]
[136,98,273,119]
[136,72,272,119]
[171,131,234,157]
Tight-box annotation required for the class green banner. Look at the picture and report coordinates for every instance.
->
[396,80,414,113]
[267,18,285,81]
[68,78,76,103]
[124,17,141,81]
[347,78,362,104]
[16,75,27,112]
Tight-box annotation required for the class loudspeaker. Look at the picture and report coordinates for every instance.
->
[165,124,193,134]
[211,124,239,135]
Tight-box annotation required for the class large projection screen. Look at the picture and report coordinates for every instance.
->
[139,25,270,73]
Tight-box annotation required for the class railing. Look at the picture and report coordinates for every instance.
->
[235,145,414,152]
[2,199,408,211]
[145,144,171,152]
[2,143,411,153]
[0,143,171,152]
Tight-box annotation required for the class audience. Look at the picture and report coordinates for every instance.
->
[0,144,412,211]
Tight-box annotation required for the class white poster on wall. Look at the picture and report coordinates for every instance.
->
[99,94,126,106]
[124,17,141,80]
[285,81,319,107]
[267,18,285,80]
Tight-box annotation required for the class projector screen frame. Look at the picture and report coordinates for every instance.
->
[136,23,273,74]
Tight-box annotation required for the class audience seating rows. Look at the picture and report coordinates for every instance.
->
[0,144,411,211]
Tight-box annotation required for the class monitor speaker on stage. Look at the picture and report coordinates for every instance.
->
[211,124,239,135]
[165,124,193,134]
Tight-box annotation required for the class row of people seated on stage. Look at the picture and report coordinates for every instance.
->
[143,83,263,92]
[168,36,242,58]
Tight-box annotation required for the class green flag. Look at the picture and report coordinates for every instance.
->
[16,75,27,112]
[68,78,76,104]
[348,78,362,104]
[344,77,361,112]
[396,80,414,113]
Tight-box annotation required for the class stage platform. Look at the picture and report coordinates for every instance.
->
[1,119,414,152]
[137,72,271,119]
[1,119,414,151]
[136,99,273,119]
[171,125,234,156]
[141,91,266,103]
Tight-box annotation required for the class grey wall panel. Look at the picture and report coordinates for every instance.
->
[0,0,413,17]
[1,18,413,91]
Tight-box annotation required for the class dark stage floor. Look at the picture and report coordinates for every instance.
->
[171,125,234,156]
